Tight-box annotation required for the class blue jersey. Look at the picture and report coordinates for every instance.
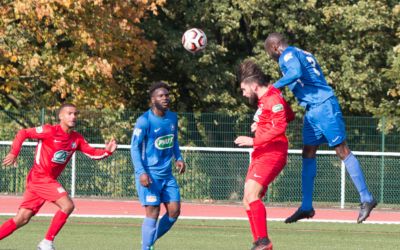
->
[274,46,334,107]
[130,109,183,179]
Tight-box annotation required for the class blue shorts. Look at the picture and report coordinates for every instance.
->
[136,175,180,206]
[303,96,346,147]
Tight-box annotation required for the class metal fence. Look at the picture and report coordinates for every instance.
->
[0,110,400,208]
[1,142,399,208]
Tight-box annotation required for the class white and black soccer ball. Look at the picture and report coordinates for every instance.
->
[182,28,207,53]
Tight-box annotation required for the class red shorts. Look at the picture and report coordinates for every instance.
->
[245,148,287,197]
[19,180,68,214]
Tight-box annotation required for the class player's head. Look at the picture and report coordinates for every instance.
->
[264,32,288,61]
[237,60,271,106]
[58,103,78,129]
[149,81,170,112]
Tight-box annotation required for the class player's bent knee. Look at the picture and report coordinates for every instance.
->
[169,209,180,218]
[61,203,75,214]
[244,191,259,204]
[14,213,33,227]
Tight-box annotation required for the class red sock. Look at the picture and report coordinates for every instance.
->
[246,210,257,242]
[0,218,17,240]
[249,199,268,239]
[45,210,69,241]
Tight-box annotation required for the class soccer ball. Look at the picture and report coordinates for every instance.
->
[182,28,207,53]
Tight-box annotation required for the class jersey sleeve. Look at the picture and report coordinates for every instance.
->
[253,93,290,146]
[10,125,52,156]
[130,116,149,176]
[77,135,112,160]
[172,115,183,162]
[274,51,302,88]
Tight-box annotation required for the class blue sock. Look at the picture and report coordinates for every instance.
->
[142,217,157,250]
[301,158,317,211]
[153,214,177,243]
[343,153,373,203]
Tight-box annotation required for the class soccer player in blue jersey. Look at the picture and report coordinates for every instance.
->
[130,82,185,250]
[264,33,377,224]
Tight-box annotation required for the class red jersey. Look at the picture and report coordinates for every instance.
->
[10,124,112,181]
[252,86,295,155]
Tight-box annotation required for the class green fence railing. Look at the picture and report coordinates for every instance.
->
[0,110,399,208]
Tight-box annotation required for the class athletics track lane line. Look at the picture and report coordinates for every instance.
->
[0,196,399,224]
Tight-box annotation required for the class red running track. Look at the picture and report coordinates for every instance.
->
[1,196,399,224]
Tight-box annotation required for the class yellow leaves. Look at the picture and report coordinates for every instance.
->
[13,1,32,18]
[83,58,112,79]
[35,1,54,21]
[93,0,104,6]
[57,65,66,74]
[388,88,400,98]
[393,4,400,16]
[1,0,162,110]
[87,37,96,48]
[28,54,41,70]
[0,65,5,78]
[55,0,73,8]
[80,30,96,47]
[51,77,69,99]
[119,19,130,31]
[10,55,18,63]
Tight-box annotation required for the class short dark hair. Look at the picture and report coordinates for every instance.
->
[58,103,76,113]
[57,103,76,118]
[237,60,271,86]
[149,81,170,97]
[264,32,287,50]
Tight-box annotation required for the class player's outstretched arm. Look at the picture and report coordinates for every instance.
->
[78,136,114,160]
[2,153,17,167]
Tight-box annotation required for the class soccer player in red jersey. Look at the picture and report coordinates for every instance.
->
[0,103,117,250]
[235,60,295,250]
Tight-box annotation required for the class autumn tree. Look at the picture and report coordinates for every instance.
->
[0,0,165,127]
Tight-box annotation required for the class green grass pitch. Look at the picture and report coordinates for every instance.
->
[0,217,399,249]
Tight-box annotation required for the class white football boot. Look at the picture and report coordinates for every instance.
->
[37,239,55,250]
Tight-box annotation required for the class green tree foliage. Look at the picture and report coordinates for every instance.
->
[141,0,400,130]
[0,0,399,134]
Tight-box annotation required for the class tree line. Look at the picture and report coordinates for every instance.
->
[1,0,399,132]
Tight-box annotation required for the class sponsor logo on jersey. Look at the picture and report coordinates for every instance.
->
[171,125,175,131]
[272,104,284,113]
[57,187,66,193]
[154,128,161,133]
[133,128,142,137]
[36,126,43,133]
[71,142,77,149]
[284,52,293,62]
[146,195,157,203]
[155,134,174,150]
[52,150,70,164]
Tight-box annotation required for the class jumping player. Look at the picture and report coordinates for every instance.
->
[235,60,295,250]
[130,82,185,250]
[0,103,117,250]
[264,32,377,223]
